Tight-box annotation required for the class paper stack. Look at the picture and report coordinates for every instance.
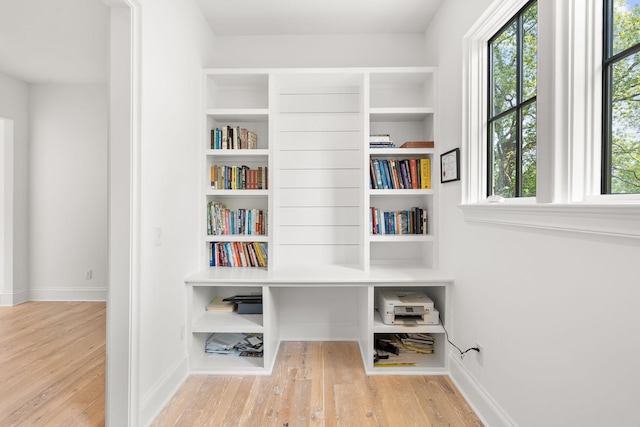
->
[205,332,263,357]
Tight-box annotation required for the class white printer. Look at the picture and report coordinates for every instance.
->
[376,290,439,325]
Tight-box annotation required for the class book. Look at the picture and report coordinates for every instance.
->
[372,159,383,189]
[399,161,410,189]
[247,131,257,149]
[206,296,236,312]
[420,158,431,189]
[409,158,419,189]
[240,128,248,149]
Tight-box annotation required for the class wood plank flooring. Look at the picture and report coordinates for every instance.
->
[152,341,483,427]
[0,301,106,427]
[0,303,483,426]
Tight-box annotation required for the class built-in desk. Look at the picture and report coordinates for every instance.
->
[185,265,452,375]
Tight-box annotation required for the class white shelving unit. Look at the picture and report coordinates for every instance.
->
[203,71,273,271]
[188,67,450,376]
[367,69,438,271]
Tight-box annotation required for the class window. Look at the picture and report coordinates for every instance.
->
[487,0,537,198]
[603,0,640,194]
[461,0,640,238]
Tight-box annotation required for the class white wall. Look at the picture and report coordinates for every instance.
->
[28,84,108,301]
[425,1,640,426]
[135,0,216,424]
[211,34,426,68]
[0,71,29,305]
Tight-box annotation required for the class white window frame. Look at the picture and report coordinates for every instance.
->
[460,0,640,239]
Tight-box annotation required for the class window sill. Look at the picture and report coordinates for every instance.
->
[459,202,640,239]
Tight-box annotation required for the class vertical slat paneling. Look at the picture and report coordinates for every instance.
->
[276,86,362,265]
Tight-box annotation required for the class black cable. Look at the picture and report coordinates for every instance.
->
[439,313,480,360]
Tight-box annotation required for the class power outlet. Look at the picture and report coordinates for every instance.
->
[476,342,484,366]
[85,269,93,280]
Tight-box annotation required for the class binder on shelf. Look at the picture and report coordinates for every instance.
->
[223,295,263,314]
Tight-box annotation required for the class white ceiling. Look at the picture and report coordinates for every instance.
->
[0,0,442,84]
[195,0,444,35]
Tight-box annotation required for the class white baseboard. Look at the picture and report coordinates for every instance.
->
[28,287,107,302]
[448,352,519,427]
[0,289,29,306]
[140,353,189,427]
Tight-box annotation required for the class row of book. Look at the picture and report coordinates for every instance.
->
[370,207,428,235]
[370,158,431,190]
[210,165,268,190]
[211,126,258,150]
[207,202,267,236]
[209,241,268,267]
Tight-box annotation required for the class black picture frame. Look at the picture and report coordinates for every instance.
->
[440,148,460,183]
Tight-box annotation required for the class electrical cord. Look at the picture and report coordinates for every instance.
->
[439,313,480,360]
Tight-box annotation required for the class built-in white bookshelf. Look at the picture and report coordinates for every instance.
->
[203,71,272,270]
[367,69,438,270]
[188,68,450,376]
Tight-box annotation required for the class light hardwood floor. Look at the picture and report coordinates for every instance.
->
[0,301,106,426]
[152,341,483,427]
[0,303,483,426]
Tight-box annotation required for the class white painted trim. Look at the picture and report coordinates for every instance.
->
[0,289,28,306]
[460,202,640,239]
[449,352,519,427]
[105,1,140,426]
[0,117,15,306]
[140,354,189,427]
[461,0,533,204]
[461,0,640,237]
[28,287,107,301]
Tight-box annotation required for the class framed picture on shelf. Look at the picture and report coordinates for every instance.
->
[440,148,460,183]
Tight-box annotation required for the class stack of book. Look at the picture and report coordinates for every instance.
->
[210,165,268,190]
[207,201,267,236]
[369,134,396,149]
[370,207,428,235]
[396,333,435,354]
[211,126,258,150]
[209,242,268,267]
[374,333,435,366]
[369,158,431,189]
